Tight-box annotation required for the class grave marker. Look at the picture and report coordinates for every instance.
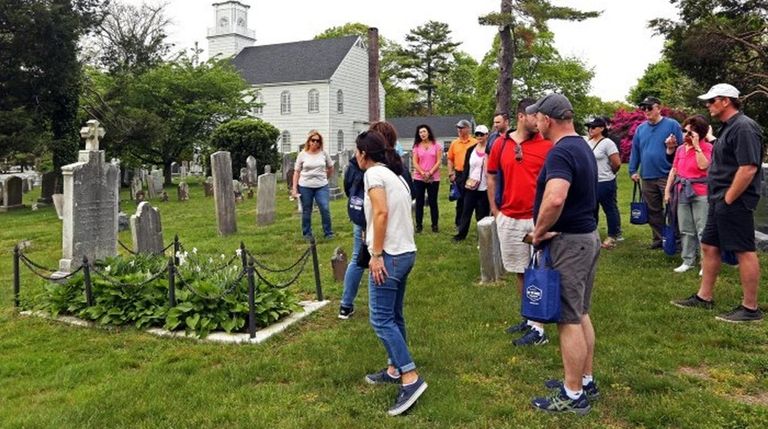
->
[130,202,164,254]
[256,165,276,225]
[211,151,237,235]
[0,176,25,211]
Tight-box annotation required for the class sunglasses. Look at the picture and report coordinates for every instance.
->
[705,97,722,105]
[474,132,487,137]
[310,138,321,142]
[456,126,467,129]
[514,142,523,162]
[639,105,654,112]
[684,129,696,136]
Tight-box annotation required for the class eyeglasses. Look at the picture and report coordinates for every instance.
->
[514,142,523,162]
[474,132,487,137]
[310,138,321,143]
[639,105,654,112]
[456,126,466,129]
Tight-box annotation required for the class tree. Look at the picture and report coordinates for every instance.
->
[627,59,703,108]
[433,52,479,116]
[87,0,173,75]
[479,0,599,115]
[397,21,461,114]
[210,119,281,179]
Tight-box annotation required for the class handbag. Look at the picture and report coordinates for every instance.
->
[448,182,462,201]
[521,245,561,324]
[662,205,677,256]
[630,182,649,225]
[464,178,480,190]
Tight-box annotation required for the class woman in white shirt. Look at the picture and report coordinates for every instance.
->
[291,131,334,239]
[355,130,427,416]
[454,125,491,242]
[585,117,622,249]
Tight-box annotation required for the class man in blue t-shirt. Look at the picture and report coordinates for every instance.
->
[628,96,683,249]
[524,93,601,415]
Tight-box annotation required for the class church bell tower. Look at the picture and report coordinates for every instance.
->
[207,1,256,59]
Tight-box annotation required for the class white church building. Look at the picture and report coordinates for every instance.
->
[207,1,386,154]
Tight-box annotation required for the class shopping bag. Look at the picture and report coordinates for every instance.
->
[448,182,462,201]
[662,205,677,256]
[630,181,649,225]
[521,246,561,324]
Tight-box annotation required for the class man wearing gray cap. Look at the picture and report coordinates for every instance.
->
[447,119,476,230]
[672,84,763,322]
[525,93,601,414]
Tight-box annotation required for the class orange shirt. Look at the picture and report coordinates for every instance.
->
[487,133,553,219]
[447,136,476,172]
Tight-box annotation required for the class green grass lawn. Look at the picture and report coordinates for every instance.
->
[1,172,767,428]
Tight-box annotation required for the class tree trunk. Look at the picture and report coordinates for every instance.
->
[163,159,173,185]
[496,0,514,115]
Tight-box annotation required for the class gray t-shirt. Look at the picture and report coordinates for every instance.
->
[585,137,619,182]
[295,150,332,188]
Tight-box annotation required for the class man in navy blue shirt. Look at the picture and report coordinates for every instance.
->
[525,93,601,414]
[628,97,683,248]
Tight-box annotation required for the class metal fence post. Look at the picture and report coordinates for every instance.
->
[173,234,180,266]
[309,237,323,301]
[13,245,20,308]
[168,257,176,307]
[247,257,256,339]
[240,241,248,269]
[82,256,94,307]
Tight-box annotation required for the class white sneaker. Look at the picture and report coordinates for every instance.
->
[699,268,703,276]
[673,264,692,273]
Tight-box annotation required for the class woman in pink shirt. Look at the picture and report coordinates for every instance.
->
[664,115,714,273]
[411,125,442,233]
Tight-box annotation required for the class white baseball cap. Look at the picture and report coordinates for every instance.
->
[474,125,489,134]
[698,83,740,100]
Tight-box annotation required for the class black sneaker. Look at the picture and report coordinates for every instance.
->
[505,319,530,334]
[338,306,355,320]
[415,225,423,233]
[715,305,763,323]
[387,378,428,416]
[431,225,439,233]
[671,294,714,310]
[544,379,600,401]
[648,241,663,250]
[451,235,464,242]
[513,329,549,346]
[365,368,400,385]
[532,386,591,415]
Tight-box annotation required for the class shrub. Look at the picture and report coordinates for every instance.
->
[210,118,281,178]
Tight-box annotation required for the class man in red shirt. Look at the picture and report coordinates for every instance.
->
[487,98,554,346]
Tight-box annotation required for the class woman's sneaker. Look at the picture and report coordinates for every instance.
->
[387,378,428,416]
[365,369,400,385]
[338,306,355,320]
[673,263,692,273]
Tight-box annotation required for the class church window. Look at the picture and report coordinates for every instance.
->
[336,89,344,114]
[337,130,344,152]
[281,91,291,114]
[308,89,320,113]
[281,130,291,152]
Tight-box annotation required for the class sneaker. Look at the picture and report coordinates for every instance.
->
[415,225,423,233]
[532,387,591,415]
[431,225,439,233]
[671,294,714,310]
[324,233,335,239]
[365,368,400,385]
[673,263,693,273]
[451,235,464,242]
[544,379,600,401]
[615,234,625,242]
[387,378,428,416]
[505,320,530,334]
[648,241,663,250]
[715,305,764,323]
[338,306,355,320]
[513,329,549,346]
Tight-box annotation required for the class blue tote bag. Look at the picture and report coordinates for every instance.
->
[630,182,649,225]
[521,246,561,324]
[662,205,678,256]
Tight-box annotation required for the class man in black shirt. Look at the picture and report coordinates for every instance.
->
[672,83,764,322]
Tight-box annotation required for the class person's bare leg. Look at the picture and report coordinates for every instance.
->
[696,244,721,300]
[581,314,595,377]
[558,323,587,392]
[736,251,760,309]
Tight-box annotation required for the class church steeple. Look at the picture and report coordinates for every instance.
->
[207,1,256,59]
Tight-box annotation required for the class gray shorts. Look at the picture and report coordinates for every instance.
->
[549,231,600,324]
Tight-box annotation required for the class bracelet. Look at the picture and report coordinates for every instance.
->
[371,252,383,258]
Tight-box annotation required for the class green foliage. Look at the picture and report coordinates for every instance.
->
[210,118,281,177]
[627,59,703,108]
[433,52,480,116]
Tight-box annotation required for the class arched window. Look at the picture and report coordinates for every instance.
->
[281,130,291,152]
[253,93,263,115]
[337,130,344,152]
[336,89,344,114]
[280,91,291,114]
[308,89,320,113]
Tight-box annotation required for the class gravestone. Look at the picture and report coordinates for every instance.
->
[477,216,506,283]
[0,176,25,211]
[239,168,249,186]
[232,179,244,202]
[331,247,347,282]
[246,155,258,185]
[203,177,214,197]
[180,166,188,180]
[37,171,56,205]
[52,194,64,219]
[118,211,129,232]
[754,164,768,250]
[211,151,237,235]
[177,182,189,201]
[130,202,164,254]
[148,169,164,199]
[21,176,30,194]
[402,151,413,175]
[160,190,169,202]
[328,154,343,200]
[256,165,276,225]
[171,162,180,175]
[57,120,119,273]
[131,176,143,201]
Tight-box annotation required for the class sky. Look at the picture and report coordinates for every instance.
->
[126,0,680,102]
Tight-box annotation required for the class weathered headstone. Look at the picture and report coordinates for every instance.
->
[0,176,25,211]
[177,182,189,201]
[131,176,143,201]
[38,172,57,205]
[160,190,169,202]
[211,151,237,235]
[331,247,347,282]
[170,162,180,175]
[21,176,30,194]
[477,216,506,283]
[328,154,343,200]
[256,166,276,225]
[179,166,188,179]
[57,120,119,273]
[239,167,249,185]
[402,151,413,175]
[52,194,64,219]
[148,169,164,199]
[203,177,214,197]
[246,155,258,185]
[130,202,164,254]
[232,179,244,202]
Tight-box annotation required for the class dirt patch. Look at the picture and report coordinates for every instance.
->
[729,392,768,407]
[678,366,712,381]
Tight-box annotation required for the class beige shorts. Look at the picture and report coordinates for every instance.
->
[495,214,534,273]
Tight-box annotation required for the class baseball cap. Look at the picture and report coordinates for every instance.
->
[584,117,607,128]
[525,93,574,120]
[638,96,661,107]
[698,83,740,100]
[456,119,472,129]
[474,124,489,134]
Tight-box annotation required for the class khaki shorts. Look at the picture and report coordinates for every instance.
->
[495,214,534,274]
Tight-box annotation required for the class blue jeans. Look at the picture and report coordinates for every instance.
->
[298,185,333,237]
[341,224,364,308]
[678,195,708,266]
[368,251,417,373]
[597,179,621,237]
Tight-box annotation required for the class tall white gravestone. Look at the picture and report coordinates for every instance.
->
[256,165,276,225]
[58,120,119,273]
[211,151,237,235]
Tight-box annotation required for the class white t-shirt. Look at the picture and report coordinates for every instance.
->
[295,150,332,188]
[467,148,488,191]
[364,165,417,255]
[585,137,619,182]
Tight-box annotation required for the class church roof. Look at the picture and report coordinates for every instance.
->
[232,36,360,85]
[389,115,476,139]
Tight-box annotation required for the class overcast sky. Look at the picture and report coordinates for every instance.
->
[126,0,680,102]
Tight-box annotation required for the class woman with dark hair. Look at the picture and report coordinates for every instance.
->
[411,124,441,233]
[664,115,713,273]
[291,130,334,239]
[355,130,426,416]
[584,117,622,249]
[369,121,414,193]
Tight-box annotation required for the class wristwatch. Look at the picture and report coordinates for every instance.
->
[372,252,383,258]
